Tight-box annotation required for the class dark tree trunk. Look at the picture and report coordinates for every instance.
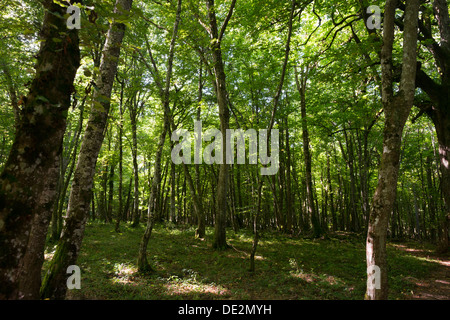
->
[414,0,450,253]
[205,0,233,250]
[326,154,337,232]
[130,97,140,227]
[295,66,321,238]
[40,0,133,299]
[0,0,80,300]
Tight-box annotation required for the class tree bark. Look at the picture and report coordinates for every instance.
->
[285,118,294,233]
[130,98,140,227]
[40,0,133,299]
[366,0,419,300]
[115,77,125,232]
[326,154,337,232]
[205,0,233,250]
[0,0,80,300]
[183,163,206,238]
[295,66,321,238]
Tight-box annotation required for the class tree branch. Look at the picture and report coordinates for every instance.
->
[219,0,237,42]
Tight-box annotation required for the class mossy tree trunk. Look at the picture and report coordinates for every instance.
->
[0,0,80,300]
[40,0,133,299]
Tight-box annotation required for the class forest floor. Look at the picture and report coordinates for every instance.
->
[43,221,449,300]
[392,243,449,300]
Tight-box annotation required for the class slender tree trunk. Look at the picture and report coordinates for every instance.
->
[285,118,294,233]
[326,154,337,232]
[91,189,96,221]
[40,0,133,299]
[137,0,182,272]
[124,177,132,221]
[115,78,125,232]
[344,129,359,232]
[183,163,205,238]
[137,126,167,272]
[170,161,177,223]
[250,0,295,270]
[108,163,115,223]
[52,93,87,241]
[0,0,80,300]
[412,184,421,239]
[249,177,263,272]
[295,66,321,238]
[130,104,140,227]
[366,0,419,300]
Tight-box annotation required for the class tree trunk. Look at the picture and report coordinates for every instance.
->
[170,161,177,223]
[107,162,115,223]
[295,66,321,238]
[205,0,233,250]
[130,104,140,227]
[40,0,133,299]
[137,127,167,272]
[366,0,419,300]
[115,78,125,232]
[0,0,80,300]
[326,154,337,232]
[434,114,450,252]
[414,0,450,253]
[52,92,87,241]
[183,163,205,238]
[137,0,182,272]
[285,118,294,233]
[250,0,295,270]
[344,129,359,232]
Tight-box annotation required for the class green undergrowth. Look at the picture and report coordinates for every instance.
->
[42,221,443,300]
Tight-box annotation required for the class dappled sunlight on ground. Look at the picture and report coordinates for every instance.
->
[162,281,231,298]
[110,263,138,285]
[51,223,449,300]
[391,243,450,267]
[390,243,450,300]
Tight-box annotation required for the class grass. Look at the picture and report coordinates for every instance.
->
[42,221,444,300]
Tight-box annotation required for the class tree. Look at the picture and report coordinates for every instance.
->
[204,0,237,250]
[295,65,321,237]
[40,0,133,299]
[137,0,182,273]
[366,0,420,300]
[0,0,81,300]
[415,0,450,253]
